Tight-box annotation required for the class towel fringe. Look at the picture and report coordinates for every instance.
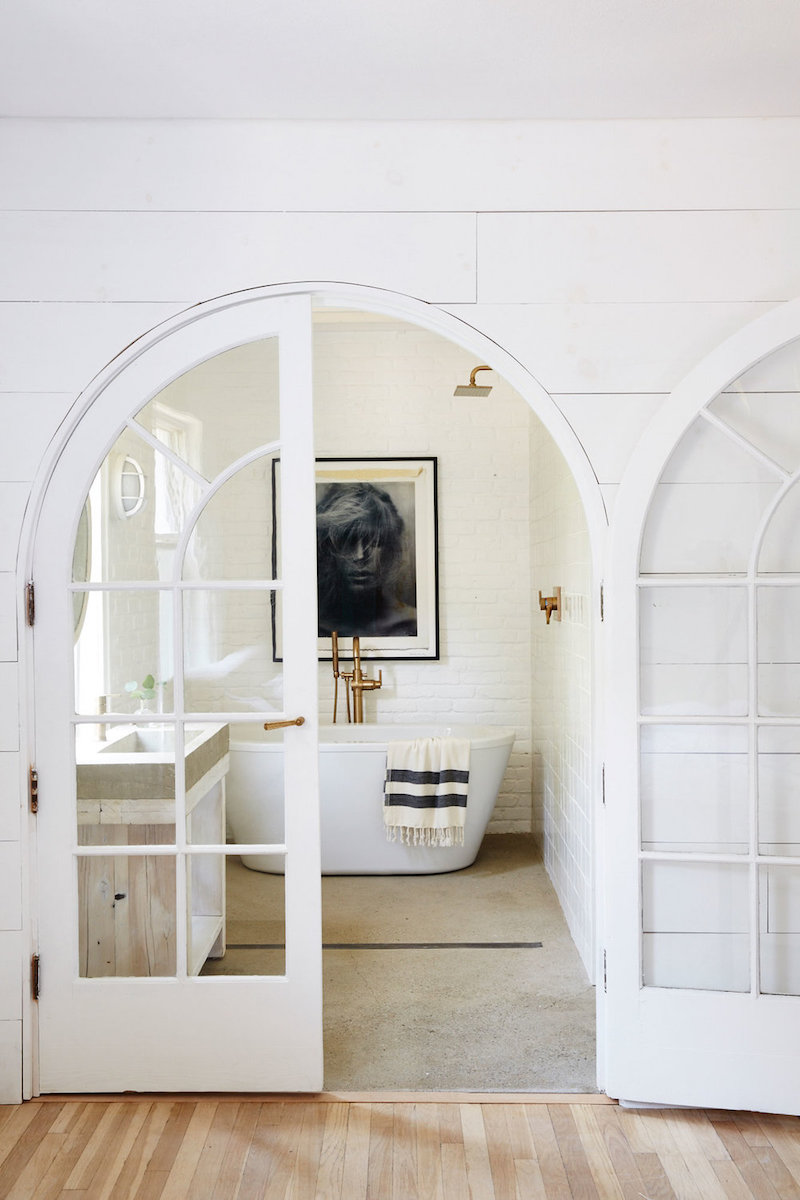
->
[386,825,465,847]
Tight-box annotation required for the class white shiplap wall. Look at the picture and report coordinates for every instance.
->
[1,116,799,1101]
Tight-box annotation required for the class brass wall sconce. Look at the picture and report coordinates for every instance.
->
[538,587,562,624]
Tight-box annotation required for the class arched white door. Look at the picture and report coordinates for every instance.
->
[32,294,322,1092]
[605,301,800,1114]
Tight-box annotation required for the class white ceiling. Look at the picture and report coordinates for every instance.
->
[2,0,800,121]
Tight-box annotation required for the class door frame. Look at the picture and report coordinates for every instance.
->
[18,281,609,1098]
[604,296,800,1110]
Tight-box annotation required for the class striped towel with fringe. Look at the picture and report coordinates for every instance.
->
[383,737,471,847]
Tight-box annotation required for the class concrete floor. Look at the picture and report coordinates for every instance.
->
[205,834,597,1092]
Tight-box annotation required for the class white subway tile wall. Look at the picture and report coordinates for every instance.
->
[312,324,536,832]
[530,426,594,972]
[99,323,554,832]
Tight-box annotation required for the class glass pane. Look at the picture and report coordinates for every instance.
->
[730,336,800,394]
[641,725,749,853]
[641,482,778,575]
[639,586,748,717]
[196,854,286,977]
[74,589,172,718]
[183,720,231,845]
[758,481,800,574]
[640,417,780,574]
[76,722,177,842]
[710,392,800,474]
[220,722,286,850]
[642,861,750,991]
[77,849,176,977]
[133,338,281,480]
[72,499,92,636]
[758,726,800,854]
[183,454,279,582]
[82,427,204,583]
[760,866,800,996]
[758,587,800,717]
[183,589,282,712]
[657,416,780,485]
[184,721,230,828]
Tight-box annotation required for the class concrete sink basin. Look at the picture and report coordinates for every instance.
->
[97,727,187,755]
[77,723,230,806]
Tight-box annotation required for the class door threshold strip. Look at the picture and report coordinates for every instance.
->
[37,1090,610,1105]
[226,941,544,950]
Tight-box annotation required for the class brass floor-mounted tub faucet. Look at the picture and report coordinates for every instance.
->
[330,632,382,723]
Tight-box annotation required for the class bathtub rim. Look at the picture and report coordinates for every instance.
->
[227,721,517,753]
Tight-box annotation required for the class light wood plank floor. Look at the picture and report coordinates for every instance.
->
[3,1095,800,1198]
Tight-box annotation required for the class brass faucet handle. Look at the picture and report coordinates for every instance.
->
[263,716,306,731]
[538,587,562,625]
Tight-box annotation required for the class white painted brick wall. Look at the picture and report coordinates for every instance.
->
[100,323,540,829]
[313,323,533,831]
[531,421,594,973]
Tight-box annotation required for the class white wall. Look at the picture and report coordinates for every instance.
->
[94,325,536,830]
[531,433,593,970]
[1,116,799,1101]
[313,321,534,830]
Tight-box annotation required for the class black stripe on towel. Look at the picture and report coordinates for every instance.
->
[386,768,470,785]
[384,793,468,809]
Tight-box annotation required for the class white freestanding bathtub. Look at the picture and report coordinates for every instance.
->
[226,723,515,874]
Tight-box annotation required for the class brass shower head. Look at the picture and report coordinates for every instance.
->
[454,365,493,397]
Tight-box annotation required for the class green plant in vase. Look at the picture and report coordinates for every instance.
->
[125,674,162,714]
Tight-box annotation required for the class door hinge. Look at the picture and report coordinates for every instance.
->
[31,954,40,1001]
[603,949,607,994]
[29,766,39,814]
[25,580,35,627]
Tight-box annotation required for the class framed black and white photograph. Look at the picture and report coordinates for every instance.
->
[272,456,439,661]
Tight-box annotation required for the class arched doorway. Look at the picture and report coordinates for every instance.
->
[24,284,606,1094]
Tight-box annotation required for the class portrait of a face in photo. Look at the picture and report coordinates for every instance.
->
[316,480,418,638]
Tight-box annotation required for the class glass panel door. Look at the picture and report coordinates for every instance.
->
[34,295,322,1092]
[606,332,800,1114]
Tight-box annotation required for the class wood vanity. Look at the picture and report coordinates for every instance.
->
[76,724,230,977]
